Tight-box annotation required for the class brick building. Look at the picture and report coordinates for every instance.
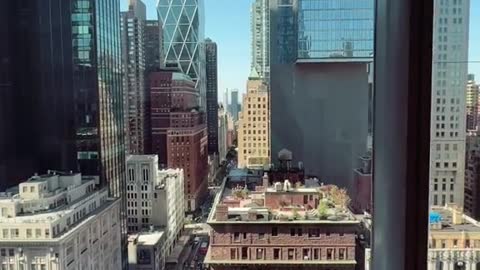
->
[205,172,360,269]
[352,154,372,214]
[149,71,208,211]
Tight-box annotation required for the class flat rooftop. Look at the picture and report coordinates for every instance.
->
[129,230,165,246]
[208,170,358,224]
[127,154,157,162]
[430,207,480,233]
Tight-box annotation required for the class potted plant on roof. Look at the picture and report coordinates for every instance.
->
[317,200,329,220]
[331,187,351,213]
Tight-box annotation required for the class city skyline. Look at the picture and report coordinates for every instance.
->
[122,0,480,100]
[1,0,480,269]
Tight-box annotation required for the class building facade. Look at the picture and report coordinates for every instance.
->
[251,0,270,80]
[297,0,374,59]
[269,0,373,190]
[429,0,470,208]
[467,74,479,131]
[428,206,480,269]
[121,0,147,155]
[148,71,208,211]
[126,155,185,256]
[352,154,373,214]
[0,172,122,270]
[128,231,166,270]
[238,70,271,169]
[205,38,219,155]
[218,105,229,162]
[465,134,480,220]
[0,0,77,190]
[0,1,127,264]
[145,20,163,73]
[157,0,206,110]
[205,173,359,270]
[229,89,240,122]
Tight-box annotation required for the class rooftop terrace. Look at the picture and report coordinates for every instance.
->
[208,171,358,224]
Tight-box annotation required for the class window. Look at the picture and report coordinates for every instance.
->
[303,248,310,260]
[230,248,236,260]
[233,232,240,242]
[290,228,295,236]
[272,227,278,236]
[287,248,295,260]
[339,248,346,260]
[327,248,334,260]
[241,247,248,260]
[273,248,281,260]
[313,248,320,260]
[308,228,319,237]
[298,228,303,236]
[256,248,264,259]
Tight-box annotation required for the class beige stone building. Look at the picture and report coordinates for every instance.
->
[427,205,480,269]
[237,69,270,168]
[467,74,479,131]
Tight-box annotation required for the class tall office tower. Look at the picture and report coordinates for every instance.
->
[230,89,240,122]
[218,105,229,162]
[270,0,373,190]
[126,155,185,256]
[149,71,208,211]
[466,74,479,131]
[465,134,480,219]
[251,0,270,81]
[429,0,470,207]
[121,0,147,155]
[205,38,219,155]
[1,0,127,265]
[238,69,271,168]
[0,171,122,270]
[145,20,163,72]
[157,0,207,110]
[0,0,77,191]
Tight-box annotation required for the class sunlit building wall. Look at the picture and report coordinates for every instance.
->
[238,70,270,169]
[429,0,470,208]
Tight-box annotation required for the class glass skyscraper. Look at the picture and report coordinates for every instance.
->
[205,38,219,155]
[1,0,127,267]
[251,0,271,80]
[157,0,206,110]
[297,0,374,59]
[72,0,127,266]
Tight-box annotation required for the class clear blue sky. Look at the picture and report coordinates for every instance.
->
[468,1,480,78]
[121,0,251,103]
[122,0,480,100]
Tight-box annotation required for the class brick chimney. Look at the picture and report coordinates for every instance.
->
[216,204,228,221]
[248,209,257,221]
